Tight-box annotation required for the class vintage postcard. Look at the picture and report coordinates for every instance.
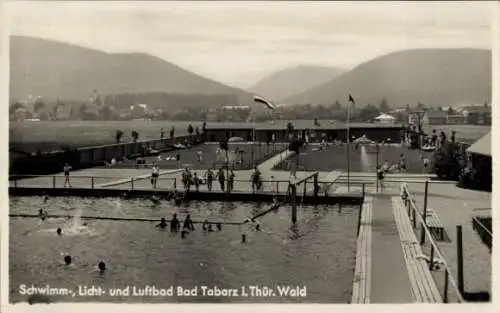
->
[2,0,494,310]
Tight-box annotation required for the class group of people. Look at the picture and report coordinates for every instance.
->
[155,213,223,238]
[181,167,238,193]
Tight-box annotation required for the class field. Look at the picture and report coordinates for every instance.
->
[9,120,200,153]
[275,144,434,173]
[99,143,286,171]
[421,124,490,144]
[9,121,490,153]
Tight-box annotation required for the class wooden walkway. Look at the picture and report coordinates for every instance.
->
[392,196,442,303]
[351,196,373,303]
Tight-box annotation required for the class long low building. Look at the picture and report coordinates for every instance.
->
[204,119,404,143]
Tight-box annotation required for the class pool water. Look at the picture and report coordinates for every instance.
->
[10,197,359,303]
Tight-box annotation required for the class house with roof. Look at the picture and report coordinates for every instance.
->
[374,113,396,124]
[423,111,447,125]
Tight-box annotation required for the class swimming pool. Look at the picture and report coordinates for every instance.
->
[10,197,358,303]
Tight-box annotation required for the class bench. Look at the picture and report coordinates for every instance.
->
[425,209,445,241]
[392,197,442,303]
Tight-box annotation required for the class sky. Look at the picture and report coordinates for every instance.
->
[7,1,492,88]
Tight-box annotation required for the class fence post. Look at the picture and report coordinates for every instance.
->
[91,176,94,189]
[456,225,464,295]
[53,176,56,188]
[313,173,319,198]
[131,177,134,191]
[174,178,177,191]
[276,181,279,194]
[303,180,307,198]
[420,180,429,244]
[362,183,365,198]
[412,204,416,228]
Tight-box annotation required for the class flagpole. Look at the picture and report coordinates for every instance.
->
[347,102,351,192]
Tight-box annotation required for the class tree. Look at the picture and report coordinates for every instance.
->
[100,106,113,120]
[34,97,45,113]
[103,94,115,107]
[93,95,103,107]
[132,131,139,142]
[433,142,463,180]
[115,130,124,144]
[187,124,194,136]
[170,126,175,138]
[359,104,380,122]
[333,100,342,110]
[379,98,389,112]
[447,107,455,115]
[202,121,207,133]
[286,122,295,140]
[195,126,200,136]
[313,117,320,126]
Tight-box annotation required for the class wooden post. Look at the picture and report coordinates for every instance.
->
[276,181,279,194]
[291,184,297,224]
[357,201,363,236]
[303,180,307,198]
[174,178,177,191]
[412,205,416,228]
[443,270,449,303]
[131,177,134,191]
[420,180,429,244]
[376,143,379,192]
[313,173,318,198]
[429,245,434,271]
[91,176,94,189]
[456,225,464,295]
[52,176,56,188]
[362,183,365,198]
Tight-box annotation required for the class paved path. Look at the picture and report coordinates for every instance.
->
[370,196,413,302]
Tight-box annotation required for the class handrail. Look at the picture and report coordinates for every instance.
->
[471,216,492,237]
[401,182,465,303]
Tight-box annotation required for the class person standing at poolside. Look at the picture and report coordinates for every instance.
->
[205,168,214,192]
[376,165,385,192]
[422,156,430,173]
[227,170,235,193]
[151,162,160,189]
[176,151,181,167]
[251,166,261,193]
[216,168,225,192]
[193,172,200,192]
[399,153,406,173]
[63,163,72,188]
[196,150,203,163]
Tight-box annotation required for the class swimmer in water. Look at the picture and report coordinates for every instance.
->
[170,214,179,232]
[202,220,209,231]
[155,218,167,229]
[38,209,47,221]
[208,224,213,232]
[57,228,62,236]
[241,234,247,243]
[181,230,189,238]
[98,261,106,273]
[64,255,72,265]
[43,195,49,203]
[255,224,261,231]
[183,214,194,231]
[151,195,160,204]
[216,223,222,231]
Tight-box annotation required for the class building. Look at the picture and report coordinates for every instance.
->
[204,119,404,143]
[446,114,467,125]
[374,113,396,124]
[466,132,491,191]
[423,111,447,125]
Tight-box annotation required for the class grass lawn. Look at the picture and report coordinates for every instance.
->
[274,144,434,173]
[100,143,286,171]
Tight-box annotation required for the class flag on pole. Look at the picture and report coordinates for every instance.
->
[348,94,355,104]
[254,95,276,110]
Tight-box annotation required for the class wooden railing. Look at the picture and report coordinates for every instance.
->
[9,174,366,196]
[401,182,465,303]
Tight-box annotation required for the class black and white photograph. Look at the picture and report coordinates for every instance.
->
[6,0,493,305]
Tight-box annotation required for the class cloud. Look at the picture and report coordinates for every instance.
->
[7,1,491,87]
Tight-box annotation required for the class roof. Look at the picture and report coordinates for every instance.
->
[374,113,395,120]
[466,132,491,157]
[426,111,447,118]
[205,120,404,131]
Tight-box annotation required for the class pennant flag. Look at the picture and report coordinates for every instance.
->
[348,94,355,104]
[254,95,276,110]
